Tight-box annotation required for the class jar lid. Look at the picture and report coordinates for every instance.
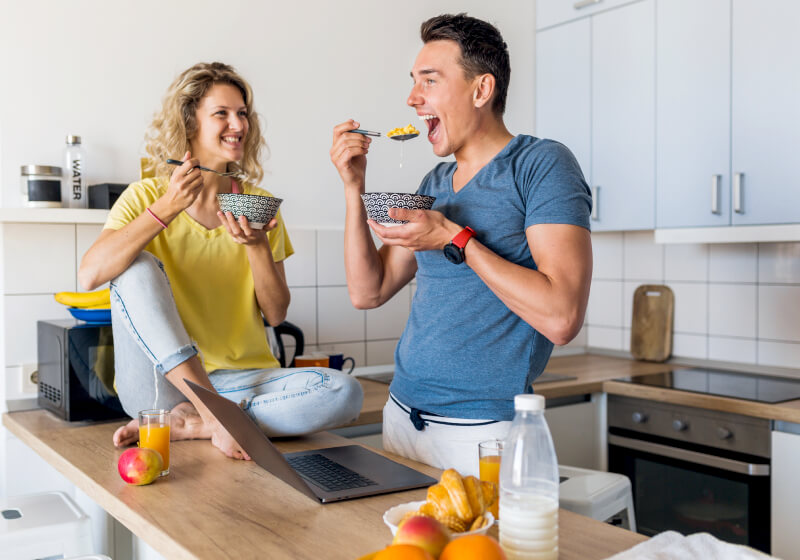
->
[514,394,545,411]
[66,135,81,144]
[20,165,62,176]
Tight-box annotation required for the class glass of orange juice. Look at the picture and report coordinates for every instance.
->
[138,409,170,476]
[478,439,503,519]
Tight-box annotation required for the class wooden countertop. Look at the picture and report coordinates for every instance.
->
[3,409,645,560]
[353,355,800,425]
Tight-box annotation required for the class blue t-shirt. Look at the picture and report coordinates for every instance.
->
[391,135,592,421]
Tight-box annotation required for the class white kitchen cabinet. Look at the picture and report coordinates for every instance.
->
[655,0,800,230]
[545,393,606,471]
[536,0,638,30]
[730,0,800,226]
[771,426,800,559]
[655,0,731,228]
[535,0,655,232]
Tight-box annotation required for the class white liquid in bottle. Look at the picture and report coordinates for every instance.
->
[499,493,559,560]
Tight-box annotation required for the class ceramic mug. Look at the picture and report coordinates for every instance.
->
[294,353,355,374]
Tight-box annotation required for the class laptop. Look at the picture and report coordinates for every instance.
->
[185,380,437,503]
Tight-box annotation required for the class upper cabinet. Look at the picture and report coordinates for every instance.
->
[536,0,640,30]
[730,0,800,226]
[536,0,655,232]
[656,0,800,229]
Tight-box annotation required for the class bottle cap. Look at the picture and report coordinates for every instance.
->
[514,394,545,411]
[66,135,82,145]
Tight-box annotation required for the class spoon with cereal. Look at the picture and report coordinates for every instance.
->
[386,124,420,167]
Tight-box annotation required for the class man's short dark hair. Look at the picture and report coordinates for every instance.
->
[420,13,511,116]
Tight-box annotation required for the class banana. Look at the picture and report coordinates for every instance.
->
[54,288,110,308]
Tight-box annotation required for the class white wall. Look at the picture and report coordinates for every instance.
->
[0,1,535,227]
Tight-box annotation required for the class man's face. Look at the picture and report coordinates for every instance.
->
[407,40,479,158]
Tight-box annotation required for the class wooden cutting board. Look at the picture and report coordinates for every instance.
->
[630,284,674,362]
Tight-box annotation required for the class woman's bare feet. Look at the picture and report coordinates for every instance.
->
[112,401,250,460]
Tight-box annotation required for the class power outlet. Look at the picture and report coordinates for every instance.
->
[19,363,38,396]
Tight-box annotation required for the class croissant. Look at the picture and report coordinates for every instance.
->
[416,469,498,533]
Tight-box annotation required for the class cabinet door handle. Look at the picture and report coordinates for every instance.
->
[574,0,602,9]
[591,186,599,220]
[711,174,721,214]
[733,172,744,213]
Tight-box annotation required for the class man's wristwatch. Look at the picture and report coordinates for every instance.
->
[443,226,476,265]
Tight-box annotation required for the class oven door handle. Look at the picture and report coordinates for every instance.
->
[609,434,770,476]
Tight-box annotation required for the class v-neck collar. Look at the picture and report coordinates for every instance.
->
[448,135,519,195]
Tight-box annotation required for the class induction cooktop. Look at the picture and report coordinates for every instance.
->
[615,367,800,404]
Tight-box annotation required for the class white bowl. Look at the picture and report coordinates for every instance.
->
[383,500,495,537]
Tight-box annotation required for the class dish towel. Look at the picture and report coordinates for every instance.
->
[606,531,777,560]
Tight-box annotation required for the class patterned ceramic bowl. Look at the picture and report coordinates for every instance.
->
[360,192,436,226]
[217,193,283,229]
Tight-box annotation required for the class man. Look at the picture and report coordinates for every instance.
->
[329,13,592,475]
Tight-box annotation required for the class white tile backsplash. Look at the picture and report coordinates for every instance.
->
[285,287,317,346]
[284,228,317,287]
[672,333,708,360]
[709,243,757,283]
[366,339,399,366]
[5,295,70,365]
[709,336,757,364]
[316,229,347,286]
[708,283,757,338]
[587,280,623,327]
[665,244,709,282]
[670,282,708,335]
[591,232,623,279]
[757,340,800,369]
[758,285,800,343]
[623,231,664,281]
[317,286,365,344]
[366,286,411,340]
[4,224,76,294]
[758,242,800,284]
[587,326,623,350]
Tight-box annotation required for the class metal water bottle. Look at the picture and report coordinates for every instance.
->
[63,135,87,208]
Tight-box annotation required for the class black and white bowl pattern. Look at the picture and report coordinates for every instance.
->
[217,193,283,229]
[360,192,436,225]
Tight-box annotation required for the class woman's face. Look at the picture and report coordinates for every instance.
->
[190,83,249,168]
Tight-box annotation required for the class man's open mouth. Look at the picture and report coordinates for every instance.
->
[419,114,440,140]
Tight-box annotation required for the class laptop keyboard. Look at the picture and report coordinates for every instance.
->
[286,453,378,492]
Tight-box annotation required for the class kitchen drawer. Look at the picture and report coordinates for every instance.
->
[536,0,640,30]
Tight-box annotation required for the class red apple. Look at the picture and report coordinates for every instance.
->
[117,447,163,485]
[392,515,451,558]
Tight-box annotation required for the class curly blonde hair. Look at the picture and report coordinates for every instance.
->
[143,62,267,185]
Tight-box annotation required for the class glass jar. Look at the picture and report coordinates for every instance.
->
[20,165,63,208]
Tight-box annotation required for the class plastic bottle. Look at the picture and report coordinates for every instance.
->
[63,135,87,208]
[499,394,559,560]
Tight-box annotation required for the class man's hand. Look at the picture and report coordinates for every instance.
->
[330,120,371,190]
[368,207,462,252]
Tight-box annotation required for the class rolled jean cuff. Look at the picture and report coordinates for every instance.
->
[155,343,198,376]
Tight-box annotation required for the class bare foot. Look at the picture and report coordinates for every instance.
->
[113,418,139,447]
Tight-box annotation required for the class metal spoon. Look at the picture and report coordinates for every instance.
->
[388,133,420,141]
[166,158,237,177]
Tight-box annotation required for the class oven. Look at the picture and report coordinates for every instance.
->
[607,394,771,553]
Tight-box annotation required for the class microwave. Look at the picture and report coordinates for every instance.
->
[37,319,126,421]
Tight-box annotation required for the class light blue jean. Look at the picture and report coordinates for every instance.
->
[109,252,363,437]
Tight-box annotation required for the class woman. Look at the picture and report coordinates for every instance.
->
[79,62,363,460]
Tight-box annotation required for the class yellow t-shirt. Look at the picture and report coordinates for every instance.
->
[105,177,293,372]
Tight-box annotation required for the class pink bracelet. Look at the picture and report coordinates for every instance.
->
[146,207,168,229]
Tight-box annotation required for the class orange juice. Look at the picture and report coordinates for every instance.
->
[479,455,502,518]
[139,424,170,473]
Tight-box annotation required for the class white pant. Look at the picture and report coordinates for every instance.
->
[382,394,512,477]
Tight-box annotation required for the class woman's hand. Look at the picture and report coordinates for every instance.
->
[162,151,205,213]
[217,211,276,245]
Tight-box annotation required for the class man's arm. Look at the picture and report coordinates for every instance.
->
[331,120,417,309]
[463,223,592,345]
[373,210,592,345]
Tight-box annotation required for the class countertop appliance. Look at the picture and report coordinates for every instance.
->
[37,319,125,421]
[608,394,770,553]
[613,366,800,403]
